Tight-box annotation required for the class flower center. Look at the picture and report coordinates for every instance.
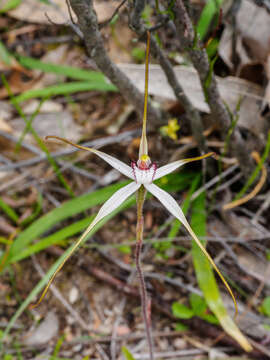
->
[132,156,157,185]
[137,154,151,170]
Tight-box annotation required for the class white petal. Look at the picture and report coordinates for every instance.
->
[154,153,215,180]
[154,160,186,180]
[145,183,234,301]
[45,136,134,180]
[93,149,134,180]
[144,183,190,228]
[64,181,140,259]
[33,182,140,307]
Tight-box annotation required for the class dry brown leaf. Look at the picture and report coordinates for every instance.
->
[0,118,12,133]
[7,0,121,25]
[0,71,37,99]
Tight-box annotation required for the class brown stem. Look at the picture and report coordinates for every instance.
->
[69,0,163,126]
[136,185,154,360]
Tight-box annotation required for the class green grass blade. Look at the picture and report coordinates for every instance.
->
[10,216,94,263]
[15,97,47,153]
[122,346,136,360]
[6,181,130,263]
[13,81,117,103]
[191,192,252,351]
[197,0,223,40]
[17,55,115,84]
[0,0,21,13]
[0,197,19,223]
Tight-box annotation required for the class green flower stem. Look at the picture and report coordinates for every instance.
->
[136,185,154,360]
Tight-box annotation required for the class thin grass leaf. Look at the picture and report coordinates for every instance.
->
[0,0,21,14]
[5,181,129,265]
[191,192,252,351]
[0,197,19,223]
[15,97,47,153]
[13,81,117,104]
[10,216,95,263]
[17,55,114,84]
[122,346,136,360]
[197,0,223,40]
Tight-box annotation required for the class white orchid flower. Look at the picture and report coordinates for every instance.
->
[34,134,236,310]
[33,33,236,329]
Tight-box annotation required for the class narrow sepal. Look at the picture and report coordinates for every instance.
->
[154,152,214,180]
[45,136,134,180]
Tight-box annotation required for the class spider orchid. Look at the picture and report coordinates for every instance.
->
[32,32,239,360]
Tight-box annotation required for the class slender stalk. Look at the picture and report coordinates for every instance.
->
[136,185,154,360]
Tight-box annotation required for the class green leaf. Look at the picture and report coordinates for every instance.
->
[172,302,194,319]
[189,293,207,316]
[196,0,223,40]
[0,0,21,13]
[17,55,113,84]
[122,346,136,360]
[261,297,270,317]
[131,47,145,62]
[0,196,19,223]
[191,192,252,352]
[118,245,132,255]
[10,216,94,263]
[6,181,130,264]
[200,313,219,325]
[13,81,117,103]
[175,322,188,331]
[3,354,13,360]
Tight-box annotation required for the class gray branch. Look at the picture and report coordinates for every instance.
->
[129,1,207,152]
[69,0,163,126]
[171,0,255,176]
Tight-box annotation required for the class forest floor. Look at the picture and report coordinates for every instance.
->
[1,1,270,359]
